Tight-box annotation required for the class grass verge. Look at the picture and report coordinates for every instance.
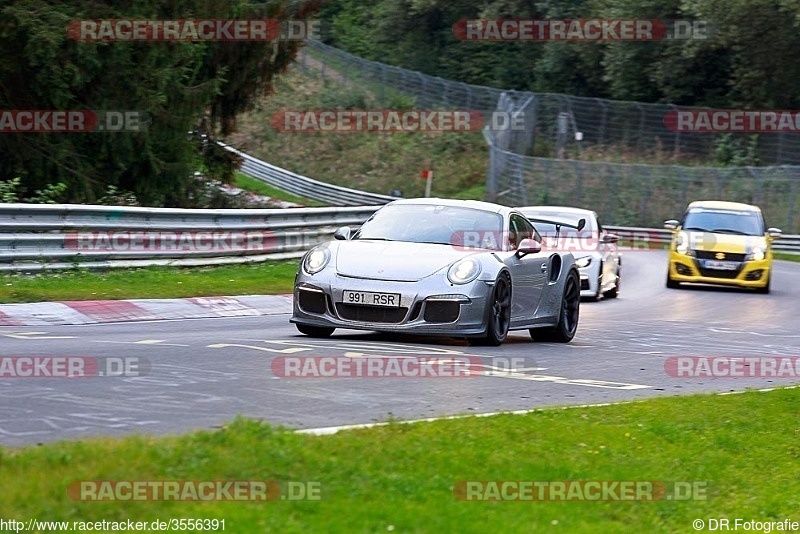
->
[232,172,326,207]
[774,252,800,262]
[0,261,297,303]
[0,388,797,531]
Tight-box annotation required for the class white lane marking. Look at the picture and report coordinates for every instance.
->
[296,402,625,436]
[1,331,76,339]
[297,385,799,436]
[485,372,650,389]
[718,384,800,395]
[95,339,190,347]
[207,343,312,354]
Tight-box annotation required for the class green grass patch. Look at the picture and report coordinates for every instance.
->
[1,388,798,531]
[233,172,326,207]
[225,68,489,201]
[0,261,297,303]
[774,252,800,262]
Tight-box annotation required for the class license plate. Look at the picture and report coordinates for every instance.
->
[703,260,738,270]
[342,290,401,307]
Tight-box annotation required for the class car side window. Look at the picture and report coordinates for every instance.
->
[519,216,540,243]
[509,215,534,249]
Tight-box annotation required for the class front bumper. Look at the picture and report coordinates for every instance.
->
[291,274,492,336]
[668,252,771,288]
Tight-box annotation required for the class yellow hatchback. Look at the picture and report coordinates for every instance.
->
[665,201,782,293]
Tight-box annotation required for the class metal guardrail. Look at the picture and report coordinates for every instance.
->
[0,204,381,272]
[222,143,396,206]
[0,206,797,272]
[606,226,800,254]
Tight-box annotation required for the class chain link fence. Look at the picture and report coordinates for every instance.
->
[301,41,800,165]
[485,139,800,233]
[298,41,800,232]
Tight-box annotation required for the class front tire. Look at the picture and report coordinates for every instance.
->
[532,269,580,343]
[296,323,335,337]
[666,271,680,289]
[473,273,512,346]
[604,265,620,299]
[755,275,771,294]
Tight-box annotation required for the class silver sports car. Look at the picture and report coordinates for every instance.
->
[290,198,581,346]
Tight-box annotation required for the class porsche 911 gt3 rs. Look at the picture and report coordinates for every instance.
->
[290,198,581,346]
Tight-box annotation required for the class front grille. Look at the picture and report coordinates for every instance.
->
[696,264,742,279]
[423,301,461,323]
[336,304,408,323]
[298,290,327,314]
[693,258,742,279]
[694,250,746,262]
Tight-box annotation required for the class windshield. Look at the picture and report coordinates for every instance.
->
[354,204,504,249]
[682,208,764,236]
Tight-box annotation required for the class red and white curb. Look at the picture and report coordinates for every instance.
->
[0,295,294,326]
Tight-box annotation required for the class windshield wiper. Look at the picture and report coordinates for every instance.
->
[682,226,708,232]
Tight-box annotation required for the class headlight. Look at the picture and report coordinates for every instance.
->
[447,258,481,284]
[675,232,694,256]
[747,247,765,261]
[575,256,592,268]
[303,247,330,275]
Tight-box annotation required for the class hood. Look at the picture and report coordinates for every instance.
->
[690,232,766,254]
[334,240,475,282]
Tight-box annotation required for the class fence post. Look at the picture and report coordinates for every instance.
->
[485,135,498,203]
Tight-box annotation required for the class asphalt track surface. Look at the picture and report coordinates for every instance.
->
[1,250,798,447]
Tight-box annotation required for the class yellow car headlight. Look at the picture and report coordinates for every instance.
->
[746,247,765,261]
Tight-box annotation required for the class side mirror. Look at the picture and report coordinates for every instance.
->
[767,227,782,239]
[516,238,542,257]
[333,226,351,240]
[664,219,679,231]
[601,233,619,244]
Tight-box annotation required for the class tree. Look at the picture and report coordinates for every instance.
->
[0,0,322,206]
